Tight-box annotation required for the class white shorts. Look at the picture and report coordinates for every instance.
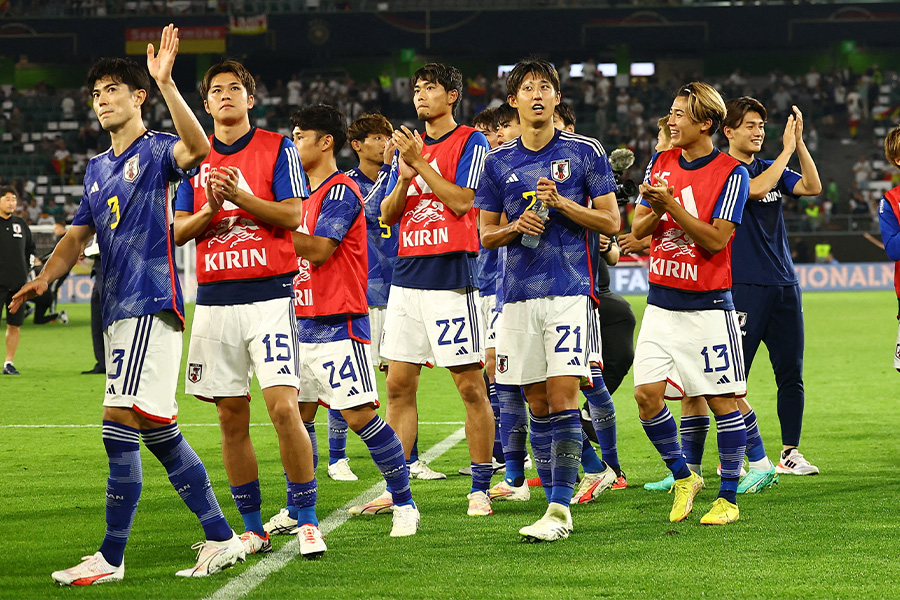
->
[495,295,594,386]
[633,305,747,397]
[298,338,379,410]
[480,293,500,350]
[103,311,181,423]
[381,285,484,368]
[369,305,387,368]
[185,297,300,398]
[894,322,900,369]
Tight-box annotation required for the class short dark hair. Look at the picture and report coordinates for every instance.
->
[472,107,497,131]
[200,59,256,100]
[506,57,560,98]
[723,96,768,131]
[291,104,348,153]
[412,63,463,115]
[0,185,15,198]
[555,102,576,128]
[348,113,393,142]
[86,58,150,95]
[495,102,519,125]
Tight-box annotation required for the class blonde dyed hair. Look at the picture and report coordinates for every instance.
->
[674,81,726,135]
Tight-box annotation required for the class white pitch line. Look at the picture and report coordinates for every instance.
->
[204,426,467,600]
[0,421,465,429]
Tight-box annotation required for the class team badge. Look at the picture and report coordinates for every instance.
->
[497,354,509,374]
[550,159,571,183]
[895,344,900,360]
[12,223,22,236]
[736,311,748,329]
[188,363,203,383]
[123,155,140,183]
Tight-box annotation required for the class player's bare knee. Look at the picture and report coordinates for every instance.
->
[634,386,664,417]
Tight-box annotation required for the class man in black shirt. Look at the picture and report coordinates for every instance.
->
[0,186,35,375]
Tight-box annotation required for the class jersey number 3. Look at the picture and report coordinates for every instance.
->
[107,196,121,230]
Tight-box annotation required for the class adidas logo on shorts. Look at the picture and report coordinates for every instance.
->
[106,385,116,395]
[567,357,581,366]
[277,365,291,375]
[455,347,469,356]
[716,375,730,384]
[348,387,360,396]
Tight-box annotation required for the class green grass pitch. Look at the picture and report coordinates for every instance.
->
[2,291,899,599]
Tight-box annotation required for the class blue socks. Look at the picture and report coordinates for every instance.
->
[680,414,709,474]
[743,409,768,464]
[142,423,232,542]
[549,409,582,507]
[583,366,620,473]
[327,409,347,465]
[408,435,419,465]
[304,420,318,471]
[498,383,528,486]
[715,411,747,504]
[641,406,691,481]
[580,429,605,473]
[487,377,504,463]
[357,415,413,506]
[287,479,318,526]
[470,463,493,494]
[230,480,264,536]
[98,421,142,567]
[529,411,553,502]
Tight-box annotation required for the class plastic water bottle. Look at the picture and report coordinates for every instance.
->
[521,201,549,248]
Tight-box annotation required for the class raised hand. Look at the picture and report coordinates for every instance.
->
[147,23,179,85]
[792,105,805,146]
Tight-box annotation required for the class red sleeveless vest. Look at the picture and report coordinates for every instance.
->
[398,125,480,258]
[884,186,900,299]
[190,129,298,284]
[293,173,369,318]
[648,149,741,292]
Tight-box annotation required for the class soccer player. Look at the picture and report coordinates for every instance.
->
[495,102,521,145]
[552,101,629,497]
[0,186,34,375]
[290,104,419,537]
[12,26,245,584]
[172,59,325,559]
[374,62,495,517]
[725,97,822,477]
[472,107,499,148]
[631,82,750,525]
[878,125,900,373]
[477,58,619,541]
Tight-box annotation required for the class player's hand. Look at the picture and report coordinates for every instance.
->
[397,155,420,180]
[147,23,179,85]
[792,105,805,146]
[596,233,611,252]
[204,168,225,214]
[639,175,675,214]
[618,231,651,256]
[513,208,546,236]
[383,141,397,166]
[536,177,564,208]
[782,112,797,154]
[392,126,424,169]
[9,280,48,314]
[208,166,240,204]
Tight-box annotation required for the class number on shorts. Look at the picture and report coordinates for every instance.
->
[262,333,291,363]
[324,355,358,389]
[701,344,730,373]
[109,348,125,379]
[436,317,468,346]
[554,325,582,353]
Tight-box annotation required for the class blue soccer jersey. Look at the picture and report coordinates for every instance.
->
[730,158,802,286]
[476,244,499,297]
[297,180,370,344]
[347,161,399,307]
[73,131,193,329]
[474,129,618,304]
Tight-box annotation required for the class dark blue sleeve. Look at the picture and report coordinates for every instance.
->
[174,178,195,213]
[878,197,900,261]
[72,178,95,228]
[584,144,618,199]
[455,131,490,190]
[636,152,661,209]
[314,184,362,243]
[473,153,503,213]
[712,166,750,224]
[272,137,309,201]
[158,132,199,181]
